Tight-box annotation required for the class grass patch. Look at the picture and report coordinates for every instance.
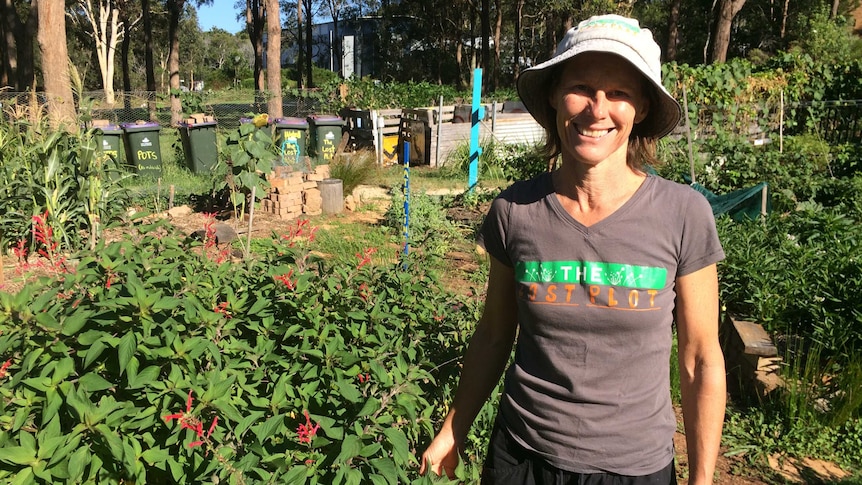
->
[312,219,400,267]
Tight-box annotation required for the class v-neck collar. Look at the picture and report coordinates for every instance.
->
[545,172,654,235]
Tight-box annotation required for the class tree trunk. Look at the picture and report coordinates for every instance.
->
[167,0,185,126]
[266,0,282,118]
[143,0,156,120]
[492,0,502,92]
[246,0,265,94]
[80,0,121,106]
[780,0,790,38]
[380,0,389,80]
[37,0,76,130]
[117,0,136,110]
[303,0,312,87]
[332,17,340,75]
[2,0,37,91]
[296,0,303,88]
[121,15,131,109]
[513,0,523,84]
[481,0,489,91]
[0,0,17,88]
[666,0,682,61]
[831,0,840,18]
[710,0,746,63]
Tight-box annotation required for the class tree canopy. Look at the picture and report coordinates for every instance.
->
[1,0,859,103]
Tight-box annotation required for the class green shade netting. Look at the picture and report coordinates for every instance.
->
[683,175,771,221]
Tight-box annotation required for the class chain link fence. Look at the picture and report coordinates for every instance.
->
[2,90,861,145]
[0,91,320,131]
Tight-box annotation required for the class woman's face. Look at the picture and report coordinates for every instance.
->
[550,52,649,167]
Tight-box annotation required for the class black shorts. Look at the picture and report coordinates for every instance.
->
[481,421,678,485]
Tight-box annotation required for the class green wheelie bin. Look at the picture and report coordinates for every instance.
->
[307,115,344,163]
[179,120,219,173]
[122,121,162,178]
[273,117,309,169]
[95,123,125,166]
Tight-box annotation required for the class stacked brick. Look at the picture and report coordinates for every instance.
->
[262,164,331,220]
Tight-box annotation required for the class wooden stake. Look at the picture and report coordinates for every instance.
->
[169,185,175,209]
[683,86,696,185]
[246,186,256,258]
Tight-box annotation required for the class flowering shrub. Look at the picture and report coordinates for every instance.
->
[0,217,486,484]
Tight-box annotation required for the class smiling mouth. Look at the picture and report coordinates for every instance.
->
[577,127,612,138]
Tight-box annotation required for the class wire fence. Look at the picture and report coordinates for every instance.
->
[0,91,320,130]
[1,90,861,145]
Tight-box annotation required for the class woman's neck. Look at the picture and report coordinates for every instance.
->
[552,157,646,226]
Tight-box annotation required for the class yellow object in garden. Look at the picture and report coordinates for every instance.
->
[252,113,269,128]
[382,134,399,165]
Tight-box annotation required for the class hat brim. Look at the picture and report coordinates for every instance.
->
[517,41,681,139]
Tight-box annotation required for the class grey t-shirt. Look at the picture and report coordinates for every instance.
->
[479,172,724,476]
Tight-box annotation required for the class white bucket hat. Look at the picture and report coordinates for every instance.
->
[517,14,682,139]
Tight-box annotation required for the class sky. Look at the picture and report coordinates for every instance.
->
[197,0,244,34]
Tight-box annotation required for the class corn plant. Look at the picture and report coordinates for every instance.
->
[0,112,132,256]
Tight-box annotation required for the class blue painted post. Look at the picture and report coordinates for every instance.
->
[468,68,484,191]
[403,138,411,261]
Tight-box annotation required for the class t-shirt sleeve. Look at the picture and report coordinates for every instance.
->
[677,188,725,277]
[477,192,513,267]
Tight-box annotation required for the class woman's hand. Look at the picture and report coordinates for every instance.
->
[419,431,460,478]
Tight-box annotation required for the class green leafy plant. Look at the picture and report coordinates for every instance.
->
[222,119,275,222]
[329,149,378,196]
[0,116,131,256]
[0,214,493,484]
[383,187,462,261]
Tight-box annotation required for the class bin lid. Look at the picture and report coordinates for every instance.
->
[308,114,344,126]
[274,117,309,127]
[121,121,160,130]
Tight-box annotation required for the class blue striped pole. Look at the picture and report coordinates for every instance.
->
[468,68,484,191]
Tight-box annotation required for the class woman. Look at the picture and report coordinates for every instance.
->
[420,14,726,485]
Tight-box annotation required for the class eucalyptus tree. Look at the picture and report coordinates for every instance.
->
[71,0,136,105]
[266,0,282,118]
[142,0,157,119]
[0,0,37,91]
[245,0,265,92]
[165,0,212,125]
[118,0,142,107]
[38,0,77,129]
[711,0,747,62]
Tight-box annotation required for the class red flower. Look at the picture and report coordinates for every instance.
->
[12,240,27,263]
[282,219,316,247]
[105,270,116,289]
[297,410,320,445]
[201,213,218,251]
[207,416,219,437]
[163,389,194,424]
[0,359,12,379]
[164,390,220,450]
[357,373,371,384]
[355,247,377,270]
[274,270,296,290]
[213,301,232,318]
[358,282,372,302]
